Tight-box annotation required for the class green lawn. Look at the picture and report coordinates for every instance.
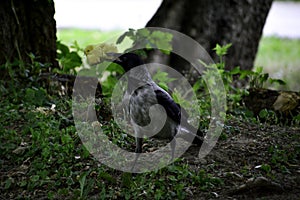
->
[57,29,300,91]
[57,29,120,47]
[56,29,132,53]
[254,37,300,91]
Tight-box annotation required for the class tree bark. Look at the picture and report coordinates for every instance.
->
[146,0,273,71]
[0,0,58,71]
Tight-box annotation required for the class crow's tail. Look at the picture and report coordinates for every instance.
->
[177,122,204,146]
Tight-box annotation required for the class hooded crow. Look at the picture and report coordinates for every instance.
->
[108,52,203,168]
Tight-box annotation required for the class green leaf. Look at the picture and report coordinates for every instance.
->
[106,63,125,74]
[192,79,202,92]
[116,32,128,44]
[19,180,27,187]
[259,109,269,119]
[239,70,254,80]
[230,66,241,75]
[117,28,136,44]
[121,173,133,188]
[56,41,82,73]
[79,171,89,198]
[269,78,286,85]
[261,164,271,173]
[158,82,169,91]
[256,66,263,74]
[137,28,150,37]
[171,92,179,104]
[5,178,13,189]
[213,43,232,56]
[293,114,300,121]
[30,175,40,182]
[260,73,269,83]
[71,40,83,52]
[61,134,72,144]
[61,52,82,73]
[99,171,116,183]
[57,41,70,57]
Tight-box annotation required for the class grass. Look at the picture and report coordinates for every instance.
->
[254,36,300,91]
[0,84,221,199]
[57,29,300,91]
[56,28,121,48]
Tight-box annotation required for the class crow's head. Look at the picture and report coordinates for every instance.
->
[106,52,144,72]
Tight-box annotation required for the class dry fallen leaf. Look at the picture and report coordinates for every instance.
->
[273,92,299,113]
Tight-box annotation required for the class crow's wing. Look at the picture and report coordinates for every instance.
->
[154,88,189,124]
[154,86,204,144]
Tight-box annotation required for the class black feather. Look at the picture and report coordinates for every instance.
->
[154,89,181,124]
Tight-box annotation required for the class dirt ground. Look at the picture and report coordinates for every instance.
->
[184,118,300,199]
[1,115,299,199]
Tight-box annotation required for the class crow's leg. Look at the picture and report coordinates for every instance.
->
[170,138,176,162]
[131,137,143,172]
[135,137,143,153]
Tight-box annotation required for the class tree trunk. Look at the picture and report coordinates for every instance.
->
[0,0,58,71]
[146,0,273,71]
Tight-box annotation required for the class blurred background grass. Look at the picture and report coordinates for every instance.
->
[57,29,300,91]
[255,37,300,91]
